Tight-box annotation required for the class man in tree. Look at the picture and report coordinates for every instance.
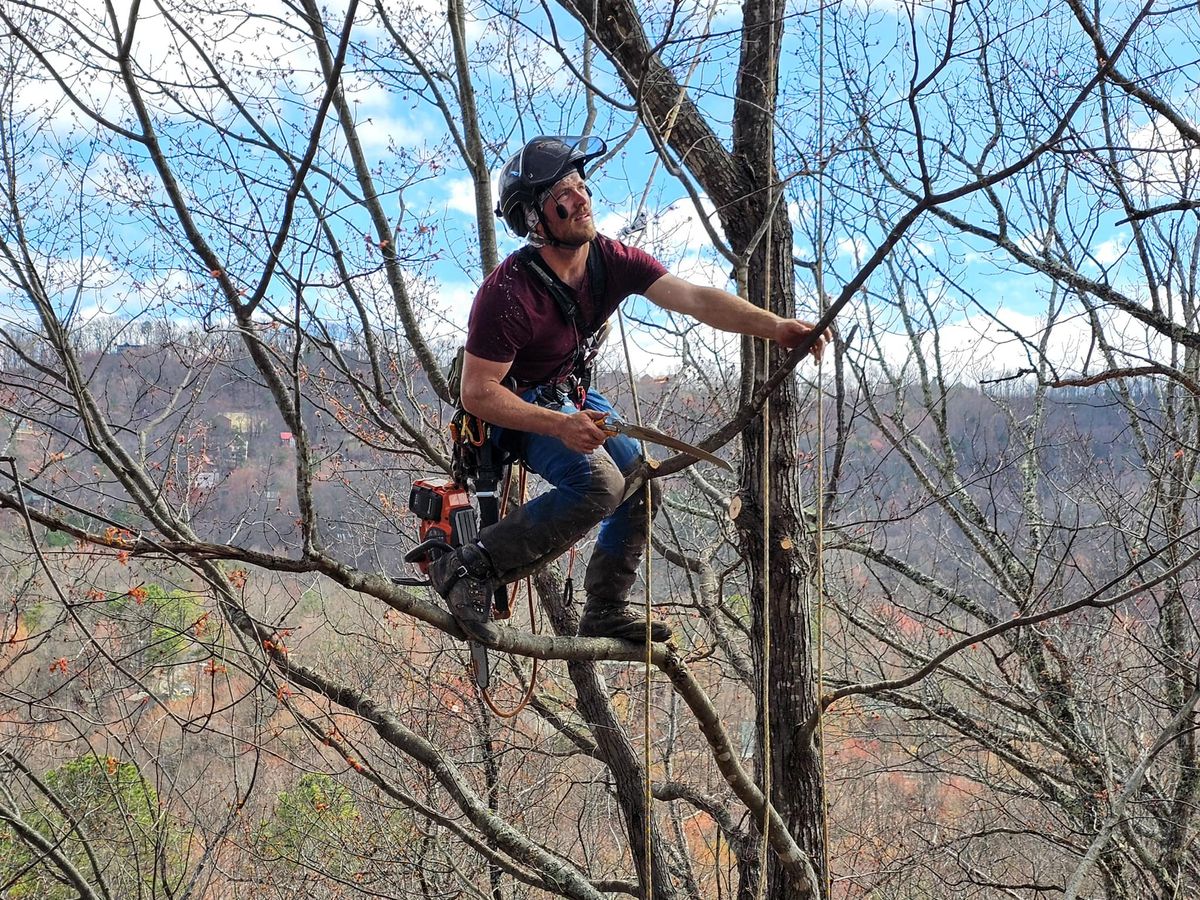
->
[431,135,825,642]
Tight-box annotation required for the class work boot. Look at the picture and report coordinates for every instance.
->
[578,596,672,642]
[427,542,496,642]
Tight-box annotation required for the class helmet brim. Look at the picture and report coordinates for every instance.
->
[516,135,606,186]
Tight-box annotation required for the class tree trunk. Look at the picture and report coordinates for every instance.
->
[561,0,829,891]
[731,219,826,899]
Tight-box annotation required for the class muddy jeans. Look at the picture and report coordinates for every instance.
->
[477,387,660,606]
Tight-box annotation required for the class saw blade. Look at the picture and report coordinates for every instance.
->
[604,420,732,472]
[470,642,490,691]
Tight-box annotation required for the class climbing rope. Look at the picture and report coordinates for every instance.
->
[757,391,773,900]
[610,8,723,895]
[755,0,780,891]
[643,476,655,897]
[610,272,659,897]
[814,0,833,892]
[814,355,831,896]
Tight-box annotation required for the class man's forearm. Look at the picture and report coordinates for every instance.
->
[650,275,781,338]
[693,286,781,339]
[463,382,566,435]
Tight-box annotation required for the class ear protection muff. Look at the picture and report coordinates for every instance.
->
[525,206,542,235]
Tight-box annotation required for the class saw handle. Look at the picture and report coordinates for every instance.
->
[599,418,623,438]
[404,537,453,565]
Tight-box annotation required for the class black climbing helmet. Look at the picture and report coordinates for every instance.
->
[495,135,607,237]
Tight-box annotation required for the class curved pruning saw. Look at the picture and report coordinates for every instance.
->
[601,418,732,472]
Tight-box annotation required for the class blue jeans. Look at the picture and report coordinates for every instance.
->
[479,387,660,603]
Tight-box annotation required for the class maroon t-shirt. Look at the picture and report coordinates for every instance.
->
[466,234,668,386]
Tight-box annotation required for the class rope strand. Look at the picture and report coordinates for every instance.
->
[815,1,833,893]
[756,391,772,900]
[756,0,779,892]
[614,285,656,898]
[643,483,654,898]
[614,11,719,894]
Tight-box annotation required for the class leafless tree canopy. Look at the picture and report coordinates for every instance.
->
[1,1,1199,898]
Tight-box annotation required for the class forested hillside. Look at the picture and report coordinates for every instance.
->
[2,331,1189,898]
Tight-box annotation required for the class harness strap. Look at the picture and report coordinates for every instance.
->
[519,242,606,331]
[518,242,608,389]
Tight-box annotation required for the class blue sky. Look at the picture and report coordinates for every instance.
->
[1,0,1193,383]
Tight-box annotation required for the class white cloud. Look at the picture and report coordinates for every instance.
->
[849,296,1177,384]
[8,3,316,139]
[860,309,1042,380]
[836,236,869,263]
[588,192,746,375]
[593,304,742,378]
[1123,116,1200,200]
[0,250,184,336]
[375,0,454,41]
[353,112,433,152]
[839,0,935,16]
[421,277,477,342]
[1092,234,1128,266]
[1014,230,1049,257]
[444,178,478,216]
[600,195,718,252]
